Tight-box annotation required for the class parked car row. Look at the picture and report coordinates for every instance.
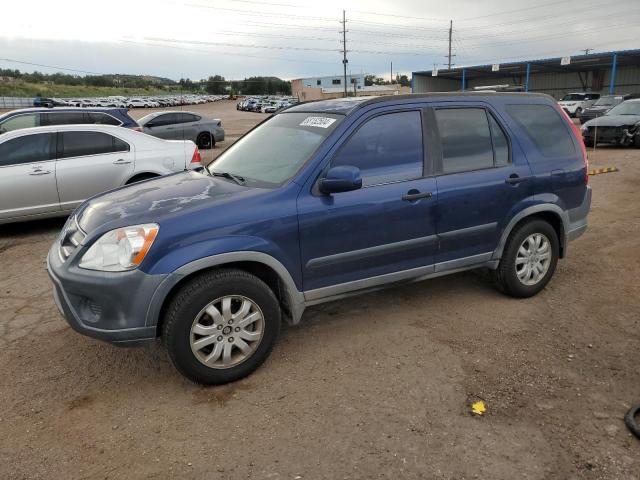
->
[0,102,232,223]
[237,96,297,113]
[581,98,640,147]
[35,95,226,109]
[0,107,224,149]
[578,93,640,123]
[557,92,600,118]
[0,124,202,224]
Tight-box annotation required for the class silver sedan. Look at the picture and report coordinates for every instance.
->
[137,111,225,149]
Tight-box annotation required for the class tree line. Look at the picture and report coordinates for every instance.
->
[0,68,292,95]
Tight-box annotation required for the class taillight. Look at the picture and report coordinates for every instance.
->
[191,147,202,164]
[132,126,143,132]
[557,105,589,185]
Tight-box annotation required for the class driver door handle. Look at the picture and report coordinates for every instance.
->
[113,159,132,165]
[402,190,433,201]
[29,169,52,176]
[505,174,532,185]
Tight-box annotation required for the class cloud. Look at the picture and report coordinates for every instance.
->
[1,0,638,80]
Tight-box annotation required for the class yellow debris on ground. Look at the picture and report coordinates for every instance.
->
[588,167,618,176]
[471,400,486,416]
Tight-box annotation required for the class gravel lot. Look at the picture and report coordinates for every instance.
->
[0,100,639,479]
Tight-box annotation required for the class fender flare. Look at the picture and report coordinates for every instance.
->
[144,251,306,330]
[492,204,569,262]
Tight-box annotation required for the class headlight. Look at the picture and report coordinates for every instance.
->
[79,224,159,271]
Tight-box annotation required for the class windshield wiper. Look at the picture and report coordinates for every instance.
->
[209,170,246,185]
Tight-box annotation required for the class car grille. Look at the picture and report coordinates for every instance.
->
[59,216,86,261]
[586,126,623,139]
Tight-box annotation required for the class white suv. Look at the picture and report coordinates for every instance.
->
[558,92,600,118]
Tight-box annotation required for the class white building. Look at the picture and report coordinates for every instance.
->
[298,74,365,90]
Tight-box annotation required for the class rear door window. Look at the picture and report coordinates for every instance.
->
[331,110,424,186]
[435,108,494,174]
[41,112,86,126]
[60,131,129,158]
[177,113,200,123]
[506,104,575,158]
[0,133,55,166]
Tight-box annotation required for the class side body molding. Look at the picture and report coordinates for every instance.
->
[145,251,307,328]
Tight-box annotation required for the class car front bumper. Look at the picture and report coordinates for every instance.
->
[47,240,167,346]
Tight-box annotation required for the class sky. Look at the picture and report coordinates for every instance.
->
[1,0,639,81]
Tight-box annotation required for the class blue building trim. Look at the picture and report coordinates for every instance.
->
[609,53,618,95]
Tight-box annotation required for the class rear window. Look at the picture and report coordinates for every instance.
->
[60,131,129,158]
[506,104,575,158]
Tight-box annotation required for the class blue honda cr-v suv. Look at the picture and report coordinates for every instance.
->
[48,93,591,384]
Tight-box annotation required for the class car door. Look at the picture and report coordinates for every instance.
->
[297,108,438,294]
[431,105,534,266]
[144,113,177,140]
[0,132,59,221]
[55,130,134,211]
[174,113,200,141]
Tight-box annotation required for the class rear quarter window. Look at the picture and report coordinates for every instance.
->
[506,104,575,158]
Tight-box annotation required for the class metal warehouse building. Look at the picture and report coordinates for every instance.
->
[411,49,640,99]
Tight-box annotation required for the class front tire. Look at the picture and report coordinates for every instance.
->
[493,219,559,298]
[162,269,281,385]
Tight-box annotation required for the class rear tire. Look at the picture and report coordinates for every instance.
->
[584,137,594,148]
[196,132,213,149]
[162,269,281,385]
[493,219,559,298]
[634,134,640,148]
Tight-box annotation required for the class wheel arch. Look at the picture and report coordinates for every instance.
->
[493,205,569,262]
[148,252,306,337]
[125,172,161,185]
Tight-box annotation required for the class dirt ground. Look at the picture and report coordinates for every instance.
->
[0,100,639,479]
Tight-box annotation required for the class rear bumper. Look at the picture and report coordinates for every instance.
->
[566,186,592,242]
[47,244,167,346]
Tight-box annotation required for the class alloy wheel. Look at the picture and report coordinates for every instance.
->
[190,295,264,369]
[515,233,552,286]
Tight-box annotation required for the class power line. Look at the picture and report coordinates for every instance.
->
[0,58,106,75]
[120,39,339,65]
[145,36,339,52]
[185,2,337,22]
[457,0,575,22]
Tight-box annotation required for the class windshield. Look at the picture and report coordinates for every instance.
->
[561,94,586,101]
[209,112,343,187]
[593,96,622,107]
[606,101,640,116]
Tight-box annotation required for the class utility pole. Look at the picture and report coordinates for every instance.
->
[390,61,393,84]
[341,10,348,97]
[582,48,593,55]
[447,20,453,70]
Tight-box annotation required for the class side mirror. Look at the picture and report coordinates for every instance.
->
[319,166,362,194]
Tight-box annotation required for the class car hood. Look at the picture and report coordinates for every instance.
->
[584,106,610,112]
[77,171,258,233]
[583,114,640,128]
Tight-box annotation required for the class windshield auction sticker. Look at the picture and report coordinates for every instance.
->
[300,117,337,128]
